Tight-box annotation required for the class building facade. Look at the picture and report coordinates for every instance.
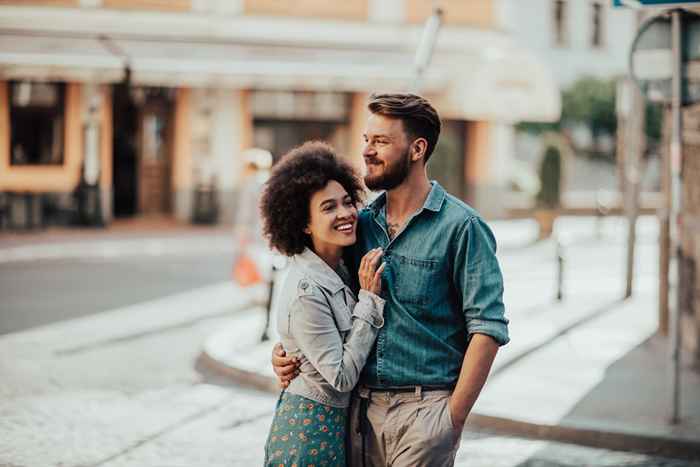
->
[0,0,560,225]
[500,0,638,87]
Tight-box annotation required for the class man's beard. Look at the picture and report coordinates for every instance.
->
[364,148,411,191]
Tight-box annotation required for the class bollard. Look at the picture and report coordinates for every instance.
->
[260,263,275,342]
[556,238,564,301]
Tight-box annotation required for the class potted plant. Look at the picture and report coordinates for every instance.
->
[534,146,562,239]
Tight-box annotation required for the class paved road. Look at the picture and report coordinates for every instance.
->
[1,302,695,467]
[0,246,235,335]
[3,218,696,466]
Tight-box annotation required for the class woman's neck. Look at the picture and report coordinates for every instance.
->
[311,243,343,270]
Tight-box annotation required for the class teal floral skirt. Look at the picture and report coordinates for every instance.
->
[264,391,347,467]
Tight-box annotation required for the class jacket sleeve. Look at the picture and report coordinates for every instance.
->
[290,285,385,392]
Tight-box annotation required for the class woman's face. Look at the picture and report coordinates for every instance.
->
[306,180,358,251]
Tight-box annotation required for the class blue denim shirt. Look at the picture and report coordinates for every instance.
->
[347,182,509,388]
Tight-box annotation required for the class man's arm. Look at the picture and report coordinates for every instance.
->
[448,333,498,430]
[271,342,299,388]
[449,217,510,430]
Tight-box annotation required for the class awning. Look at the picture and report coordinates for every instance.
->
[0,11,560,123]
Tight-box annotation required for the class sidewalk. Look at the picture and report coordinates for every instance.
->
[0,216,234,263]
[202,281,700,460]
[0,216,231,248]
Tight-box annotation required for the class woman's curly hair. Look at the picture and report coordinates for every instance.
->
[260,141,364,256]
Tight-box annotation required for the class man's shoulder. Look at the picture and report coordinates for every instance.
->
[438,191,481,225]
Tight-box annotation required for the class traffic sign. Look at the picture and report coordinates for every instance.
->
[630,9,700,104]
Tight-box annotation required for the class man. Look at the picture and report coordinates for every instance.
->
[272,93,509,467]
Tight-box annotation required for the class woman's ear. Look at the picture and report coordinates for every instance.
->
[304,226,311,235]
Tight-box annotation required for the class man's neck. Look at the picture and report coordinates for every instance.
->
[385,174,432,222]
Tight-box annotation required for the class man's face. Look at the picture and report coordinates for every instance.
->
[362,114,412,191]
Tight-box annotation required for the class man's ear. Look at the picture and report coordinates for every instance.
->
[411,138,428,162]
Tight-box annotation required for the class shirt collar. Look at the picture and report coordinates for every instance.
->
[294,248,347,294]
[368,181,445,216]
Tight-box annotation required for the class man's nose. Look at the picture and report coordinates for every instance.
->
[362,142,375,158]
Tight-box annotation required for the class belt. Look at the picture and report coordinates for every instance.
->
[363,384,454,394]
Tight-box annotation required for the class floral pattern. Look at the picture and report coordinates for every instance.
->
[264,392,346,467]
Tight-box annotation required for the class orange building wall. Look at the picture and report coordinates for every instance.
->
[102,0,190,11]
[172,87,192,192]
[100,85,113,193]
[244,0,368,21]
[465,120,490,205]
[0,82,84,193]
[406,0,494,28]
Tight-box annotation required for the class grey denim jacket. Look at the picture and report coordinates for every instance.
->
[276,248,385,408]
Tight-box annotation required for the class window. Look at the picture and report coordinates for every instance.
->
[553,0,568,47]
[9,81,65,165]
[591,2,604,48]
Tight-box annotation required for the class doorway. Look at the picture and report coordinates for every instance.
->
[112,86,174,218]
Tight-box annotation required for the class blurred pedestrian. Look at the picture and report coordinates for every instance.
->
[260,142,386,467]
[272,94,510,467]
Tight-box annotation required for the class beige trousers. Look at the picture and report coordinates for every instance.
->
[348,387,461,467]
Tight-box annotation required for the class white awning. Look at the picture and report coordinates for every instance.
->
[0,8,560,122]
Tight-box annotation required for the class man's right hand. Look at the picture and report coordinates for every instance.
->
[271,342,300,388]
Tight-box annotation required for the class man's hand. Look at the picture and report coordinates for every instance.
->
[447,334,499,437]
[271,342,301,388]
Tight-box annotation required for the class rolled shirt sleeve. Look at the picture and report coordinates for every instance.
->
[453,216,510,346]
[290,284,385,393]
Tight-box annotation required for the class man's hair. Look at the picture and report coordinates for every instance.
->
[368,93,441,163]
[260,141,364,256]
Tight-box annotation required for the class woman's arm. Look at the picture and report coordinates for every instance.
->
[290,286,384,392]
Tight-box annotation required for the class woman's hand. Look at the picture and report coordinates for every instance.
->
[358,248,385,295]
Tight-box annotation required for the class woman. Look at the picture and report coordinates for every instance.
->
[260,141,385,467]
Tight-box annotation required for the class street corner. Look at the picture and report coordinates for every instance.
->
[200,307,279,395]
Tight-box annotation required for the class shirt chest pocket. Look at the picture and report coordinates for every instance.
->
[393,254,440,306]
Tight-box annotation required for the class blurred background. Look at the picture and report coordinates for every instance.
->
[0,1,699,466]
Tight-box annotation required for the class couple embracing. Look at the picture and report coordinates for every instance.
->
[259,93,510,467]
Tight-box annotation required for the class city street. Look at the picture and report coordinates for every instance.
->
[0,232,235,334]
[1,217,698,466]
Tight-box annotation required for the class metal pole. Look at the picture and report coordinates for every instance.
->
[412,6,443,93]
[624,78,644,299]
[669,9,683,426]
[556,238,564,301]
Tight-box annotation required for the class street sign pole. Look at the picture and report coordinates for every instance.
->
[669,9,683,425]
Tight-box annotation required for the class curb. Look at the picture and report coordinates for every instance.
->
[201,346,700,461]
[465,414,700,461]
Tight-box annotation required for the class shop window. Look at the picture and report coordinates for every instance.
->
[553,0,568,47]
[591,2,604,48]
[9,81,65,166]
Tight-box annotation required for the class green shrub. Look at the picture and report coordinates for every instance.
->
[536,146,562,209]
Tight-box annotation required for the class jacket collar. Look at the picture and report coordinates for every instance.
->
[294,248,347,295]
